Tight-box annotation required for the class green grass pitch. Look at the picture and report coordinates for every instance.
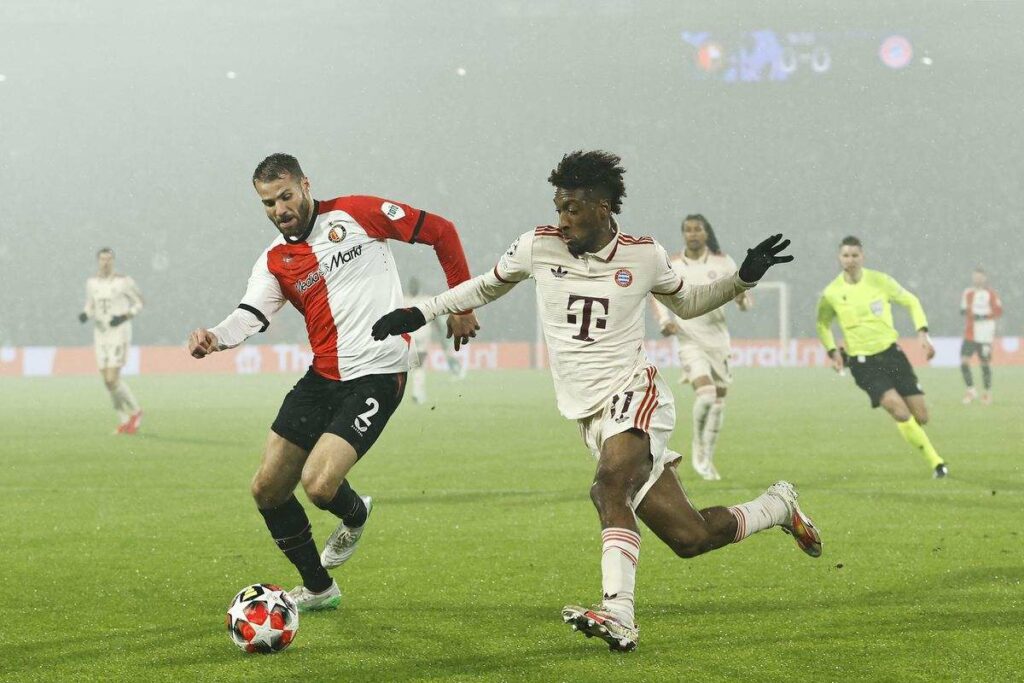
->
[1,367,1021,681]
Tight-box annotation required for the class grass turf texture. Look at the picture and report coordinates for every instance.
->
[1,367,1021,682]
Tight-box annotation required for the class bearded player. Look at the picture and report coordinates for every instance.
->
[371,151,821,651]
[188,154,478,610]
[79,248,144,434]
[651,214,751,480]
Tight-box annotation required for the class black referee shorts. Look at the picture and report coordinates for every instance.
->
[271,368,406,456]
[847,344,924,408]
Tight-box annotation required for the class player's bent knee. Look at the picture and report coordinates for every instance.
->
[250,471,288,509]
[300,470,339,509]
[590,473,636,513]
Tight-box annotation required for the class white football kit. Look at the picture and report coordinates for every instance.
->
[83,274,144,369]
[417,226,752,506]
[652,251,740,387]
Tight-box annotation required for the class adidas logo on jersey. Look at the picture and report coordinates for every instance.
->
[551,266,568,278]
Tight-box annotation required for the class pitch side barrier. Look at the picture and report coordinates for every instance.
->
[1,337,1020,377]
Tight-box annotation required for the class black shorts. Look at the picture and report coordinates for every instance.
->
[271,368,406,456]
[960,340,992,361]
[847,344,924,408]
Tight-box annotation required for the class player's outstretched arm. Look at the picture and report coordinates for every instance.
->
[372,269,520,346]
[188,328,220,359]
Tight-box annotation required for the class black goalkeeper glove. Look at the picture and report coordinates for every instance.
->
[78,312,88,323]
[738,233,794,283]
[371,307,427,340]
[109,314,129,328]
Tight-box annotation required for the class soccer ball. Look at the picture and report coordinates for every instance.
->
[225,583,299,654]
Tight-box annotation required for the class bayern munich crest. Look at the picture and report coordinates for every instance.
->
[614,269,633,287]
[327,222,347,243]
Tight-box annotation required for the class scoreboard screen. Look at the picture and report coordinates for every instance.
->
[680,29,923,83]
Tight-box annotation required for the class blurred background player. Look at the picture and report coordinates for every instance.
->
[651,214,751,481]
[188,154,478,611]
[816,236,948,478]
[405,277,469,404]
[78,247,144,434]
[959,268,1002,405]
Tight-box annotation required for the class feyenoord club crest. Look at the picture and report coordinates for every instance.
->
[614,269,633,287]
[327,222,347,243]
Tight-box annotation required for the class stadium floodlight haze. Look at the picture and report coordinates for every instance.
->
[0,1,1021,680]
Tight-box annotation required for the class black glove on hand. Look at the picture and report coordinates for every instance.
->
[78,312,88,323]
[738,233,794,283]
[371,307,427,340]
[109,314,129,328]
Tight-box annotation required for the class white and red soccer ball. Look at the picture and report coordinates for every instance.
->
[226,583,299,654]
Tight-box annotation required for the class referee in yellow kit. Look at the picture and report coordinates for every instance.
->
[816,236,948,478]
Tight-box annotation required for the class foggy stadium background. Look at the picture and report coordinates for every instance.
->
[1,0,1020,350]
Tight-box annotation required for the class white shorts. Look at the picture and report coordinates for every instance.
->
[678,341,733,388]
[94,330,130,369]
[577,365,682,509]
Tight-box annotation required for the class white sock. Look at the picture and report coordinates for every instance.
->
[112,381,139,414]
[728,491,789,543]
[601,528,640,624]
[108,387,129,423]
[411,367,426,401]
[703,398,726,463]
[691,386,716,469]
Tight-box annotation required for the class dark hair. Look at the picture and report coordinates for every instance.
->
[840,235,863,249]
[547,150,627,214]
[973,266,987,275]
[97,247,114,257]
[683,214,722,255]
[253,153,305,184]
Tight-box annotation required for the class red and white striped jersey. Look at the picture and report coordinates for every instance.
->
[416,226,751,419]
[211,195,471,381]
[961,286,1003,343]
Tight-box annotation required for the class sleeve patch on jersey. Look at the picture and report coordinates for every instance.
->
[506,237,520,257]
[381,202,406,222]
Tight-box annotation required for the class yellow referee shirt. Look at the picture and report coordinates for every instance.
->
[816,268,929,357]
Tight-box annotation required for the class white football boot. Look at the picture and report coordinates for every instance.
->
[562,604,639,652]
[767,481,822,558]
[320,496,372,569]
[288,580,341,612]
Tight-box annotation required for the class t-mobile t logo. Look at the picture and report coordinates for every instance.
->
[567,295,610,341]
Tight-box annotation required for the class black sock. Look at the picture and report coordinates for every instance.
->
[258,495,332,592]
[982,364,992,390]
[960,363,974,388]
[315,479,368,527]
